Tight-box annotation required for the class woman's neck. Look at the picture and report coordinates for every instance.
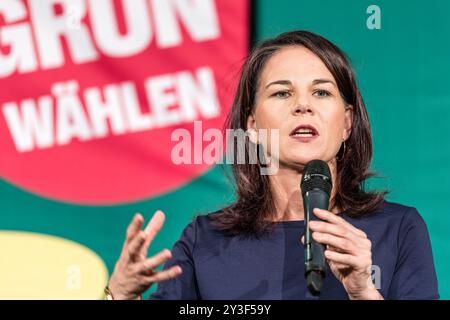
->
[269,159,339,222]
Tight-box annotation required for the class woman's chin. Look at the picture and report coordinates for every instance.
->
[289,154,324,165]
[277,157,321,170]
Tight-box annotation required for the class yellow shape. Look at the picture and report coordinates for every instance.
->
[0,231,109,299]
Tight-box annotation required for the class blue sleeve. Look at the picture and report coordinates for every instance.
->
[149,218,200,300]
[387,208,439,299]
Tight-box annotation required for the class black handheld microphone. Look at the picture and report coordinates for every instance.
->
[301,160,332,296]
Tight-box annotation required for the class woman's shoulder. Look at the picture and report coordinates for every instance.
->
[176,209,228,242]
[379,200,417,214]
[363,200,425,222]
[348,200,430,236]
[181,201,429,239]
[189,209,228,235]
[189,202,427,225]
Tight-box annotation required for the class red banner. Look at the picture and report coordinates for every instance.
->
[0,0,249,204]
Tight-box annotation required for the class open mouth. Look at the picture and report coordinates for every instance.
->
[289,124,319,138]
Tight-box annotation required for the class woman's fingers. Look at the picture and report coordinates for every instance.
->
[312,231,357,255]
[125,213,144,244]
[309,220,346,237]
[313,208,368,238]
[144,211,166,242]
[123,211,166,261]
[138,249,172,274]
[141,210,166,256]
[301,234,348,260]
[128,230,147,261]
[324,249,367,269]
[308,220,360,245]
[327,244,345,253]
[143,265,183,285]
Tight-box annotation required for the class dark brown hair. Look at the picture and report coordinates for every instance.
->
[211,30,386,236]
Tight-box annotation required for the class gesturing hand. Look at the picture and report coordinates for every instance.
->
[108,211,183,300]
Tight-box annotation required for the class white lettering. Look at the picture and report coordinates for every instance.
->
[0,0,38,77]
[152,0,220,48]
[28,0,98,69]
[2,97,53,152]
[2,68,220,152]
[89,0,152,57]
[85,84,127,138]
[53,81,91,145]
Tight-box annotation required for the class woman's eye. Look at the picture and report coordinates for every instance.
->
[313,90,331,98]
[272,91,291,99]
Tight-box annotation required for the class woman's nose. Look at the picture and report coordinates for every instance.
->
[293,103,313,115]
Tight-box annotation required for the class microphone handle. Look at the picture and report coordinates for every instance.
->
[304,189,329,295]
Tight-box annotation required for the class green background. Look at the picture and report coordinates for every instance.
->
[1,0,449,299]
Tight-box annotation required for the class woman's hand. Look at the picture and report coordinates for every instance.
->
[306,208,383,300]
[108,210,183,300]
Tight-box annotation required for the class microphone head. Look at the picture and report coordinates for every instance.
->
[301,160,332,197]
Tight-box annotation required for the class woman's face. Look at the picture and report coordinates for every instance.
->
[248,46,353,168]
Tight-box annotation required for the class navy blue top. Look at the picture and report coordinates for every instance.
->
[150,201,439,300]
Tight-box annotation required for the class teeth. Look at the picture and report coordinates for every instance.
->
[294,133,313,137]
[293,128,314,136]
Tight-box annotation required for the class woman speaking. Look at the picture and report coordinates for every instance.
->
[105,30,439,300]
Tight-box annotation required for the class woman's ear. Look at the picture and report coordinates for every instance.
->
[247,114,259,144]
[343,105,354,140]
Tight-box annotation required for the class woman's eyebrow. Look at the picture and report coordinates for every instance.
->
[264,78,336,89]
[264,80,292,89]
[312,78,337,87]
